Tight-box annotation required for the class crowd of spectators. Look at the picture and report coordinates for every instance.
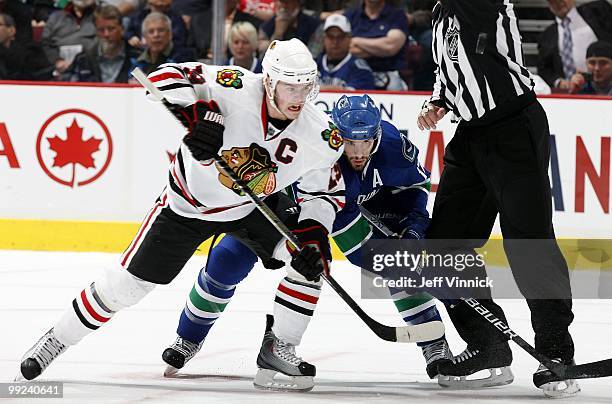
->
[0,0,611,95]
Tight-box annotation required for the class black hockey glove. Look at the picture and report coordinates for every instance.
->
[177,100,224,161]
[289,219,331,282]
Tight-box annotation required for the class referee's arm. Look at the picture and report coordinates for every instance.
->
[417,66,447,131]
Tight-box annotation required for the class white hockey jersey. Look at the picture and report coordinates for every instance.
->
[147,62,346,232]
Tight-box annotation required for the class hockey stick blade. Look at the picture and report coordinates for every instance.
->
[130,67,442,344]
[565,359,612,379]
[395,321,445,343]
[323,273,444,343]
[537,359,612,386]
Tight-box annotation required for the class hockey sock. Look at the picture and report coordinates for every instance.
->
[392,291,444,347]
[177,236,257,343]
[273,276,322,345]
[54,282,115,346]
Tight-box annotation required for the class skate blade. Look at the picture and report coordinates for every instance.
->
[164,365,180,377]
[253,368,314,392]
[541,379,581,398]
[438,367,514,389]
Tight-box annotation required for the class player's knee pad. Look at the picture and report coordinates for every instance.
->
[205,236,258,287]
[94,266,156,311]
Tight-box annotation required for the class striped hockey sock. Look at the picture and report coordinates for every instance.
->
[54,283,115,346]
[177,270,235,344]
[393,291,444,347]
[273,277,321,346]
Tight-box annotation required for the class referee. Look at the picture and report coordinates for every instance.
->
[417,0,578,397]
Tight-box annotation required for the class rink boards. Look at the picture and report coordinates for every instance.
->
[0,82,610,259]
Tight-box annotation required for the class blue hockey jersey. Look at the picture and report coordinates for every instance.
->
[329,120,431,267]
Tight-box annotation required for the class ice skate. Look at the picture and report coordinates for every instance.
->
[18,328,67,381]
[421,338,453,379]
[438,342,514,389]
[533,358,580,398]
[162,336,203,377]
[253,315,315,392]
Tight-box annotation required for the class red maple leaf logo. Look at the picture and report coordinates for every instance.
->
[47,118,102,187]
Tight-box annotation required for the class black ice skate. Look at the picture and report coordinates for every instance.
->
[533,358,580,398]
[437,342,514,389]
[421,338,453,378]
[253,314,315,392]
[162,336,203,376]
[18,328,67,381]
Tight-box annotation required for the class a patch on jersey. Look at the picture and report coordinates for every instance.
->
[217,143,278,196]
[216,69,244,89]
[321,122,343,151]
[445,25,460,62]
[399,130,417,162]
[182,65,205,84]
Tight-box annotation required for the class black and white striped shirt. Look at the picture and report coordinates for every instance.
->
[431,0,535,123]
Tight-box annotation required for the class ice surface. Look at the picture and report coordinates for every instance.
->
[1,250,611,403]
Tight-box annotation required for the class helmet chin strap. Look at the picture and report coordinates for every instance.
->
[263,76,290,120]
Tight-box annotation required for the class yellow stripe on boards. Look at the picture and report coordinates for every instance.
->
[1,219,609,270]
[0,218,346,258]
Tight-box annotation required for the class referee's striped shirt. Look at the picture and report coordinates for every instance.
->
[430,0,535,123]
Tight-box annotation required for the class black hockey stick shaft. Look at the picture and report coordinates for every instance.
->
[131,67,443,343]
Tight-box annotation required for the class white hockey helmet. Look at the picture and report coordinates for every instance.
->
[261,38,319,112]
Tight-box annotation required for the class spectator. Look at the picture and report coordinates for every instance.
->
[0,12,52,80]
[172,0,208,29]
[41,0,97,79]
[0,0,32,44]
[172,0,207,17]
[579,40,612,95]
[226,21,262,72]
[70,5,140,83]
[402,0,434,90]
[538,0,612,92]
[344,0,409,90]
[317,14,374,90]
[239,0,274,22]
[126,0,188,49]
[307,0,359,21]
[189,0,261,60]
[130,11,195,76]
[258,0,319,54]
[26,0,55,23]
[102,0,143,17]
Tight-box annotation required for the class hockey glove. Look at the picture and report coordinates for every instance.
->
[288,219,331,282]
[398,212,430,239]
[178,100,225,161]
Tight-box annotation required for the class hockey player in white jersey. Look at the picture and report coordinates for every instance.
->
[18,38,346,381]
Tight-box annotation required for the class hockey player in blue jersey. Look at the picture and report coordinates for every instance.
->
[162,94,452,391]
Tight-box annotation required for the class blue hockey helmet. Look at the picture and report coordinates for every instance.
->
[331,94,381,141]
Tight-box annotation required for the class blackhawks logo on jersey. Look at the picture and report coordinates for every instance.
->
[216,69,244,89]
[321,122,343,151]
[218,143,278,196]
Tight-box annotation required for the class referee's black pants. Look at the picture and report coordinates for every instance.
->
[427,100,575,362]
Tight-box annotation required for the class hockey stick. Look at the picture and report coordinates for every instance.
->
[131,67,444,344]
[359,205,612,382]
